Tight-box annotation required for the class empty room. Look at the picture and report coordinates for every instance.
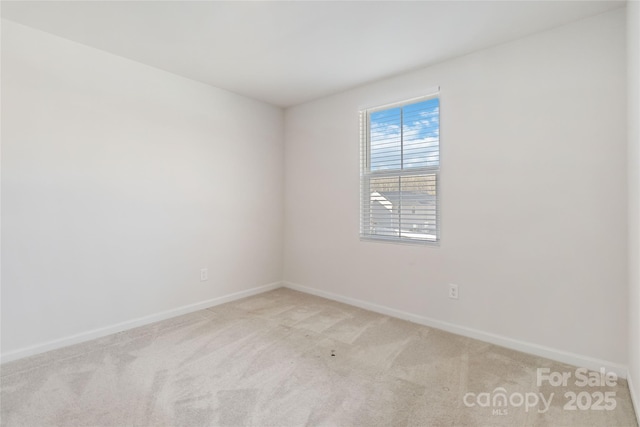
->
[1,0,639,426]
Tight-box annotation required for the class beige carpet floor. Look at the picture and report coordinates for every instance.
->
[1,288,637,426]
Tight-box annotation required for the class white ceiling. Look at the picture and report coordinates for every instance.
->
[1,1,625,107]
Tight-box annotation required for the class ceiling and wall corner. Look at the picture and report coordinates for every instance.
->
[0,0,626,108]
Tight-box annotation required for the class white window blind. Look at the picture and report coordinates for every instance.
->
[360,94,440,244]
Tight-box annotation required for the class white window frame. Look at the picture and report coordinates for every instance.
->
[360,91,441,245]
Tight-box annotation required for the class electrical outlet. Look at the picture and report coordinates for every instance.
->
[200,268,208,282]
[448,284,459,299]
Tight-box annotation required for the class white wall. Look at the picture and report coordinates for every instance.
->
[627,0,640,415]
[1,6,633,382]
[1,20,284,358]
[284,9,628,367]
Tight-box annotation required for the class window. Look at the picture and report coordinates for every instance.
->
[360,93,440,244]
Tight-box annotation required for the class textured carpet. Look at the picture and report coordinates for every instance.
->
[1,288,637,426]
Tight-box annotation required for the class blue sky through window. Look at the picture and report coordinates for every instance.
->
[369,98,439,171]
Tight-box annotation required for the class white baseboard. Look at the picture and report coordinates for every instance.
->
[0,281,282,364]
[628,372,640,426]
[3,279,632,388]
[283,281,629,379]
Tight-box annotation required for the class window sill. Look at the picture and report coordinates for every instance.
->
[359,235,440,247]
